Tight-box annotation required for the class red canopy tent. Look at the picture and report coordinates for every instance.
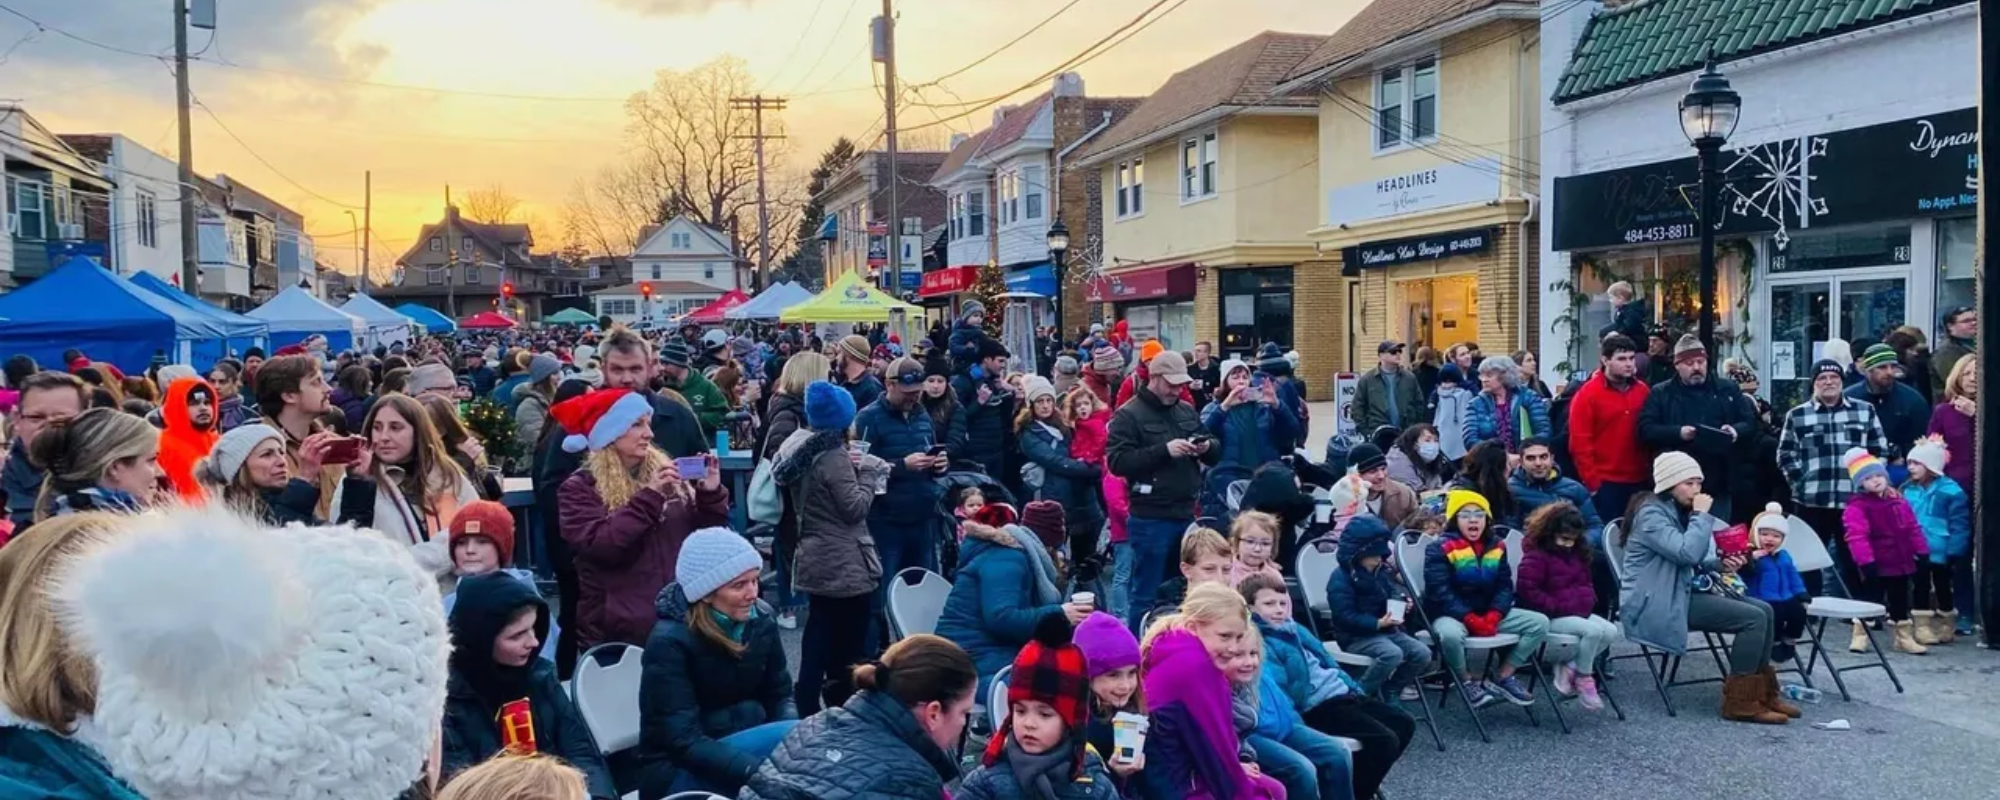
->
[682,290,750,324]
[458,311,518,329]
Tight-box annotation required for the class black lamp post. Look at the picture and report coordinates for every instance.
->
[1678,53,1741,360]
[1047,220,1071,341]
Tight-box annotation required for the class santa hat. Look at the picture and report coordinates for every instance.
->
[551,389,654,453]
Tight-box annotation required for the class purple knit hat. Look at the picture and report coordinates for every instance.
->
[1074,611,1140,679]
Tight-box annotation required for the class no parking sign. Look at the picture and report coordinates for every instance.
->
[1333,373,1358,436]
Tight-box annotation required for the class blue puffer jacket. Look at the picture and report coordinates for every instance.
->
[957,747,1120,800]
[949,320,989,373]
[1507,467,1601,533]
[1903,474,1971,562]
[0,724,144,800]
[1253,669,1302,741]
[1464,389,1551,453]
[1201,398,1300,476]
[935,523,1064,694]
[852,399,943,520]
[1326,515,1407,640]
[1018,421,1103,529]
[741,690,961,800]
[1255,615,1362,713]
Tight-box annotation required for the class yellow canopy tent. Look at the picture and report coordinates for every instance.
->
[778,270,921,323]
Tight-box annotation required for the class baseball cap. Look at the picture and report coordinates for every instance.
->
[1150,350,1193,386]
[1378,340,1405,354]
[886,357,925,387]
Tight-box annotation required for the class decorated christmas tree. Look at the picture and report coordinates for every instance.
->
[460,397,523,473]
[968,261,1009,338]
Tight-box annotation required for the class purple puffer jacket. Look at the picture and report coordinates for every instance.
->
[1515,544,1597,619]
[559,469,731,649]
[1926,402,1976,491]
[1842,492,1928,578]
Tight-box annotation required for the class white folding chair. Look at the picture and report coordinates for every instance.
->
[989,665,1014,729]
[570,643,645,755]
[1395,533,1536,743]
[887,567,952,639]
[1225,479,1251,512]
[1296,542,1341,630]
[1501,528,1622,726]
[1782,517,1901,700]
[665,793,733,800]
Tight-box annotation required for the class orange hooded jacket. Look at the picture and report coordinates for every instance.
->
[158,377,221,501]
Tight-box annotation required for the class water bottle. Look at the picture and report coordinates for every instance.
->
[1780,683,1823,704]
[715,429,730,454]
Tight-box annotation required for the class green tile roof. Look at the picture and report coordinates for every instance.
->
[1554,0,1971,104]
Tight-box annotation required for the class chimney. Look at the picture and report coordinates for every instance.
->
[949,132,970,150]
[1053,72,1084,98]
[993,105,1017,127]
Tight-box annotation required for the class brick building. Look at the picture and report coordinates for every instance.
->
[816,149,949,293]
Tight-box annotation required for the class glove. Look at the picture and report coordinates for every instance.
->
[1464,611,1498,638]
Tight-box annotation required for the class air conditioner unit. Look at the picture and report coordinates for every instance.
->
[57,222,83,240]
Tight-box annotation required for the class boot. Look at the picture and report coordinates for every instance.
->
[1893,621,1930,655]
[1848,621,1871,653]
[1933,609,1958,644]
[1912,611,1940,645]
[1759,665,1803,719]
[1720,675,1789,724]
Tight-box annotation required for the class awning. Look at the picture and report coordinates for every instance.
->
[918,266,979,298]
[458,311,518,329]
[1084,263,1196,303]
[1005,262,1056,298]
[816,214,839,241]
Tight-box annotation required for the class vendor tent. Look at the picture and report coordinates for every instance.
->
[545,307,598,326]
[128,271,269,367]
[338,294,416,347]
[395,303,456,334]
[726,282,815,320]
[459,311,517,329]
[779,271,920,323]
[0,257,230,372]
[247,286,368,351]
[683,289,750,324]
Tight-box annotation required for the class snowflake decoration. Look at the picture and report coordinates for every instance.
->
[1720,136,1829,250]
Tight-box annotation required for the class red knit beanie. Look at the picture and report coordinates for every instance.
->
[449,500,516,567]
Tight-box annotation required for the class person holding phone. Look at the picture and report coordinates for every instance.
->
[334,394,482,586]
[195,423,378,526]
[1199,359,1300,518]
[555,388,730,650]
[1107,350,1217,633]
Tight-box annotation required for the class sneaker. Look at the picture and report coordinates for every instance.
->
[1462,681,1498,709]
[1576,676,1604,711]
[1957,616,1978,637]
[1552,662,1577,697]
[1486,675,1536,706]
[1398,685,1422,702]
[776,610,798,630]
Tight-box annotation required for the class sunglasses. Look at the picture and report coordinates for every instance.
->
[890,371,925,386]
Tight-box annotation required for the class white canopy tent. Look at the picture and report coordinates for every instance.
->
[338,294,417,348]
[726,282,817,320]
[247,286,369,351]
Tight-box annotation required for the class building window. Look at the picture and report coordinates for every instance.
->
[426,266,443,286]
[650,265,662,280]
[1375,58,1438,151]
[10,178,44,239]
[462,237,476,255]
[1181,131,1217,201]
[604,298,636,316]
[1023,165,1045,220]
[997,172,1018,226]
[136,191,158,248]
[1938,217,1976,320]
[429,236,442,252]
[704,264,715,280]
[1115,158,1145,219]
[588,264,601,279]
[256,220,276,263]
[968,190,985,236]
[465,265,480,284]
[671,232,692,249]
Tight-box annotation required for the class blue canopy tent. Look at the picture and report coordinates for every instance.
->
[246,286,367,352]
[0,257,229,373]
[128,271,269,368]
[395,303,457,334]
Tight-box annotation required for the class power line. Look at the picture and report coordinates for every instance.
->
[783,0,867,97]
[188,92,364,209]
[0,2,164,60]
[907,0,1087,90]
[758,0,834,95]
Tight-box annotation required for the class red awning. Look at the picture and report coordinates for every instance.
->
[918,266,980,298]
[1084,263,1197,303]
[684,289,750,323]
[458,311,517,329]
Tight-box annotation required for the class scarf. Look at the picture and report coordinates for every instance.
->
[52,487,144,517]
[1002,734,1076,800]
[1004,524,1063,606]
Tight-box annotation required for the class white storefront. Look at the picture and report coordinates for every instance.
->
[1537,0,1977,408]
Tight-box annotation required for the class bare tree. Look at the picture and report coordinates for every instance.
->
[462,184,524,224]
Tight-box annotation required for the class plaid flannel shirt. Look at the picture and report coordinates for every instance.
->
[1778,397,1888,508]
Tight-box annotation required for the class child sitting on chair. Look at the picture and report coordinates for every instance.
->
[1742,503,1810,663]
[1229,511,1287,588]
[957,614,1119,800]
[954,487,987,541]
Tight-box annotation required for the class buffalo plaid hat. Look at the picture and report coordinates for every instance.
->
[983,613,1091,770]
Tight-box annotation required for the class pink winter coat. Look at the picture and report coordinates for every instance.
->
[1073,408,1129,543]
[1842,491,1929,578]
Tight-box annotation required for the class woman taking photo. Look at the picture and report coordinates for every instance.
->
[196,423,377,526]
[1386,423,1449,493]
[1202,359,1301,477]
[29,407,162,519]
[420,393,505,500]
[1016,376,1103,556]
[1620,452,1795,724]
[742,635,977,800]
[772,381,883,715]
[556,388,730,650]
[639,529,799,798]
[1464,355,1551,454]
[761,351,831,630]
[334,393,481,580]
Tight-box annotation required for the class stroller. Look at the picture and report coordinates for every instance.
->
[933,469,1016,581]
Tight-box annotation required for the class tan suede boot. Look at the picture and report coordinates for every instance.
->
[1893,620,1930,655]
[1932,609,1958,644]
[1721,675,1789,724]
[1760,665,1803,719]
[1913,611,1941,645]
[1848,621,1870,653]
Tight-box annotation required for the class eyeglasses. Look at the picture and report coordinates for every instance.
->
[1455,507,1488,521]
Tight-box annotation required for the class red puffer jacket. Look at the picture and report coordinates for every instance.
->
[1515,543,1597,620]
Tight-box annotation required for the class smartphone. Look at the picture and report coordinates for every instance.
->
[1189,435,1214,448]
[322,437,363,465]
[674,455,709,481]
[927,445,949,459]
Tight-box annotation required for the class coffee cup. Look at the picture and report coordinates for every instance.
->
[1386,598,1407,623]
[1071,592,1095,609]
[1112,712,1149,764]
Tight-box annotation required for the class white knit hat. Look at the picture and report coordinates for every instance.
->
[57,504,450,800]
[1752,502,1789,536]
[155,364,199,387]
[1652,451,1704,494]
[676,527,762,602]
[1022,375,1057,405]
[1906,434,1949,478]
[407,362,456,395]
[207,423,283,480]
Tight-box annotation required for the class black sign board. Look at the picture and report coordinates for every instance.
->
[1341,227,1495,275]
[1552,108,1978,251]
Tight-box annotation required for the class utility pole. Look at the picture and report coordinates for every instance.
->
[362,170,372,293]
[877,0,901,295]
[172,0,200,293]
[444,185,455,319]
[730,95,786,293]
[1974,0,1996,644]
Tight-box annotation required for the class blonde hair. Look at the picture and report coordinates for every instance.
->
[1180,526,1231,565]
[689,597,749,658]
[0,513,124,732]
[437,754,587,800]
[1141,582,1249,655]
[1229,511,1280,548]
[1946,356,1978,403]
[584,446,671,511]
[28,407,159,521]
[777,352,833,397]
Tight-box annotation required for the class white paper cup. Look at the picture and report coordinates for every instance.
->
[1071,592,1095,609]
[1315,500,1333,524]
[1386,599,1407,623]
[1112,712,1149,764]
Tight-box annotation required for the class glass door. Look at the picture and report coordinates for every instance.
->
[1765,273,1909,411]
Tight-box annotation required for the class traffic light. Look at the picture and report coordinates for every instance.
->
[501,281,515,299]
[641,283,653,300]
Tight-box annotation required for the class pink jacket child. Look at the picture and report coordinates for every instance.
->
[1841,450,1928,579]
[1072,403,1129,544]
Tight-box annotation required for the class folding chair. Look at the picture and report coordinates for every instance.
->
[1500,529,1624,725]
[1601,516,1738,716]
[990,665,1014,729]
[1299,537,1445,751]
[571,643,645,754]
[887,567,952,639]
[1395,534,1540,743]
[1782,516,1902,700]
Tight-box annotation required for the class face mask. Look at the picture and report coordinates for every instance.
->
[1417,441,1441,462]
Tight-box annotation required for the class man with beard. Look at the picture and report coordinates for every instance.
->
[854,357,949,635]
[1106,350,1216,632]
[834,334,884,411]
[1642,325,1677,387]
[1568,334,1653,524]
[157,377,222,501]
[1779,359,1889,598]
[1637,335,1754,523]
[1845,344,1933,472]
[763,332,796,386]
[659,339,731,439]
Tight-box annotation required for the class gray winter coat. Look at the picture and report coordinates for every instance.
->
[773,428,882,599]
[1618,494,1719,654]
[742,689,961,800]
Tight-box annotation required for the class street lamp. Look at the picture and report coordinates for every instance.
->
[1678,52,1740,360]
[1047,220,1070,341]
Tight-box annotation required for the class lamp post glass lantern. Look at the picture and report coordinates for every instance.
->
[1047,220,1071,340]
[1678,54,1740,361]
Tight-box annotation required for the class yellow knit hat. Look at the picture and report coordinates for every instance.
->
[1445,489,1492,522]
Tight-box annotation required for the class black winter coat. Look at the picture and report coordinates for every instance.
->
[258,476,376,527]
[950,374,1016,481]
[1017,421,1103,530]
[741,689,961,800]
[637,583,798,798]
[1106,387,1216,520]
[1637,377,1755,506]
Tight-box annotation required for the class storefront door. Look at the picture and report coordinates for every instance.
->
[1219,267,1295,360]
[1766,271,1910,410]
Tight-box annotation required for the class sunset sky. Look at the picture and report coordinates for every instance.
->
[10,0,1357,277]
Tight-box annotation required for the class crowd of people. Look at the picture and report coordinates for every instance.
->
[0,282,1982,800]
